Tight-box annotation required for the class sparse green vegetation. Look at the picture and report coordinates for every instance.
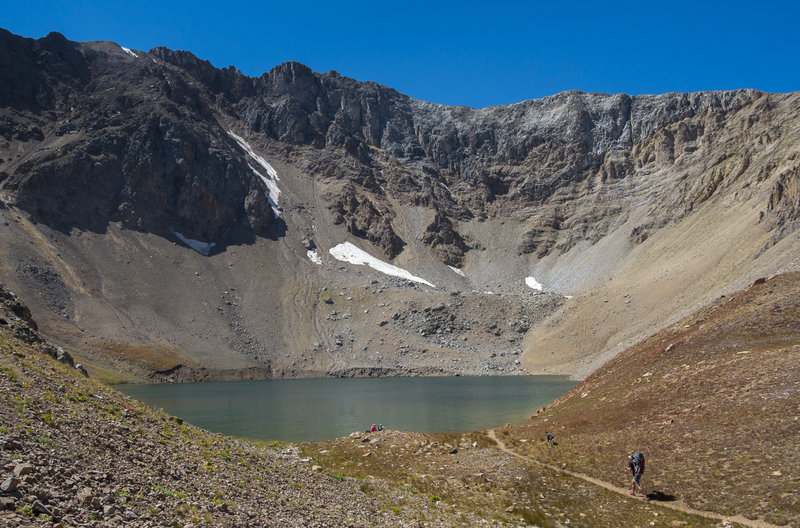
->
[0,364,17,382]
[153,484,187,499]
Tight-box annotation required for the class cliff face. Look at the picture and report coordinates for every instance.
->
[0,30,274,246]
[2,30,798,260]
[1,29,799,380]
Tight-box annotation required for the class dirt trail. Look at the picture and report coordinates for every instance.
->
[486,429,782,528]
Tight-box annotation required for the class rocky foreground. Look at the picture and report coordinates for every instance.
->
[0,284,481,527]
[3,281,778,527]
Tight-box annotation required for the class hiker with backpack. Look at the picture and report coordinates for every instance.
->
[627,453,648,500]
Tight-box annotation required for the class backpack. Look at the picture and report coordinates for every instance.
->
[634,453,645,472]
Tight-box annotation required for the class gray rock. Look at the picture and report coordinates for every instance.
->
[13,463,33,477]
[32,500,53,516]
[0,477,19,493]
[0,436,22,450]
[77,487,94,506]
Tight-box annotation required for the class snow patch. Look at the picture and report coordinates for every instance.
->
[173,230,215,256]
[248,164,281,217]
[307,248,322,265]
[228,131,282,217]
[525,276,543,291]
[329,242,435,287]
[228,131,279,180]
[439,181,455,199]
[448,265,465,276]
[120,46,138,58]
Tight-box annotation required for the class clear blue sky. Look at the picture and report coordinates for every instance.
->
[4,0,798,108]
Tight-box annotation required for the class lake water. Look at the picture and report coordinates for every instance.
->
[115,375,576,442]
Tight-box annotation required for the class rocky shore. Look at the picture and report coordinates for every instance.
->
[0,285,541,527]
[0,286,441,527]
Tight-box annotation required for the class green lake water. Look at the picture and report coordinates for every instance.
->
[115,375,576,442]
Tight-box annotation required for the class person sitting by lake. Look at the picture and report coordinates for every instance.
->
[370,424,377,432]
[378,424,384,431]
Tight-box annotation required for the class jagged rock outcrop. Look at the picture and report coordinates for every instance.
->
[0,284,83,373]
[330,184,404,258]
[764,163,800,242]
[0,284,36,330]
[0,30,275,248]
[420,212,469,267]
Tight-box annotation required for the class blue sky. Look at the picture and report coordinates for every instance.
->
[4,1,798,108]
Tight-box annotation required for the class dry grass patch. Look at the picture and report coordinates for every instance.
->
[303,428,732,527]
[506,272,800,526]
[101,341,190,372]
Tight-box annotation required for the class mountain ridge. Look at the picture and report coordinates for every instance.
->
[1,28,799,381]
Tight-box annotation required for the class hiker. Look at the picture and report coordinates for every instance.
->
[377,424,384,431]
[370,424,377,433]
[545,431,554,445]
[627,453,648,500]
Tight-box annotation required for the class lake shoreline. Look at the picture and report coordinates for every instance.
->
[116,375,577,443]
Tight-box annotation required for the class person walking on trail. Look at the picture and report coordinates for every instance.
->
[627,453,648,500]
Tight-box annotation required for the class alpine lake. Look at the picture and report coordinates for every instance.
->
[115,375,577,442]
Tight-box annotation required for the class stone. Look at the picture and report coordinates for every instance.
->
[0,437,22,450]
[32,500,52,516]
[13,463,33,477]
[0,477,19,493]
[77,487,94,506]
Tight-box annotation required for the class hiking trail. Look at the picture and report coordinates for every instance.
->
[486,429,781,528]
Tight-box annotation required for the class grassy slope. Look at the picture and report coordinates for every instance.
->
[504,272,800,525]
[306,272,800,527]
[305,428,725,527]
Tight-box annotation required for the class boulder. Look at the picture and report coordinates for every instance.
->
[13,463,34,477]
[0,477,19,492]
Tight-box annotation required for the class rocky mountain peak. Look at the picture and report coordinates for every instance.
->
[1,28,799,382]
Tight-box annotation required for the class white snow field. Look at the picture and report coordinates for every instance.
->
[248,163,281,217]
[307,248,322,265]
[329,242,435,287]
[525,276,543,291]
[448,265,465,276]
[173,230,216,256]
[228,131,281,216]
[120,46,138,58]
